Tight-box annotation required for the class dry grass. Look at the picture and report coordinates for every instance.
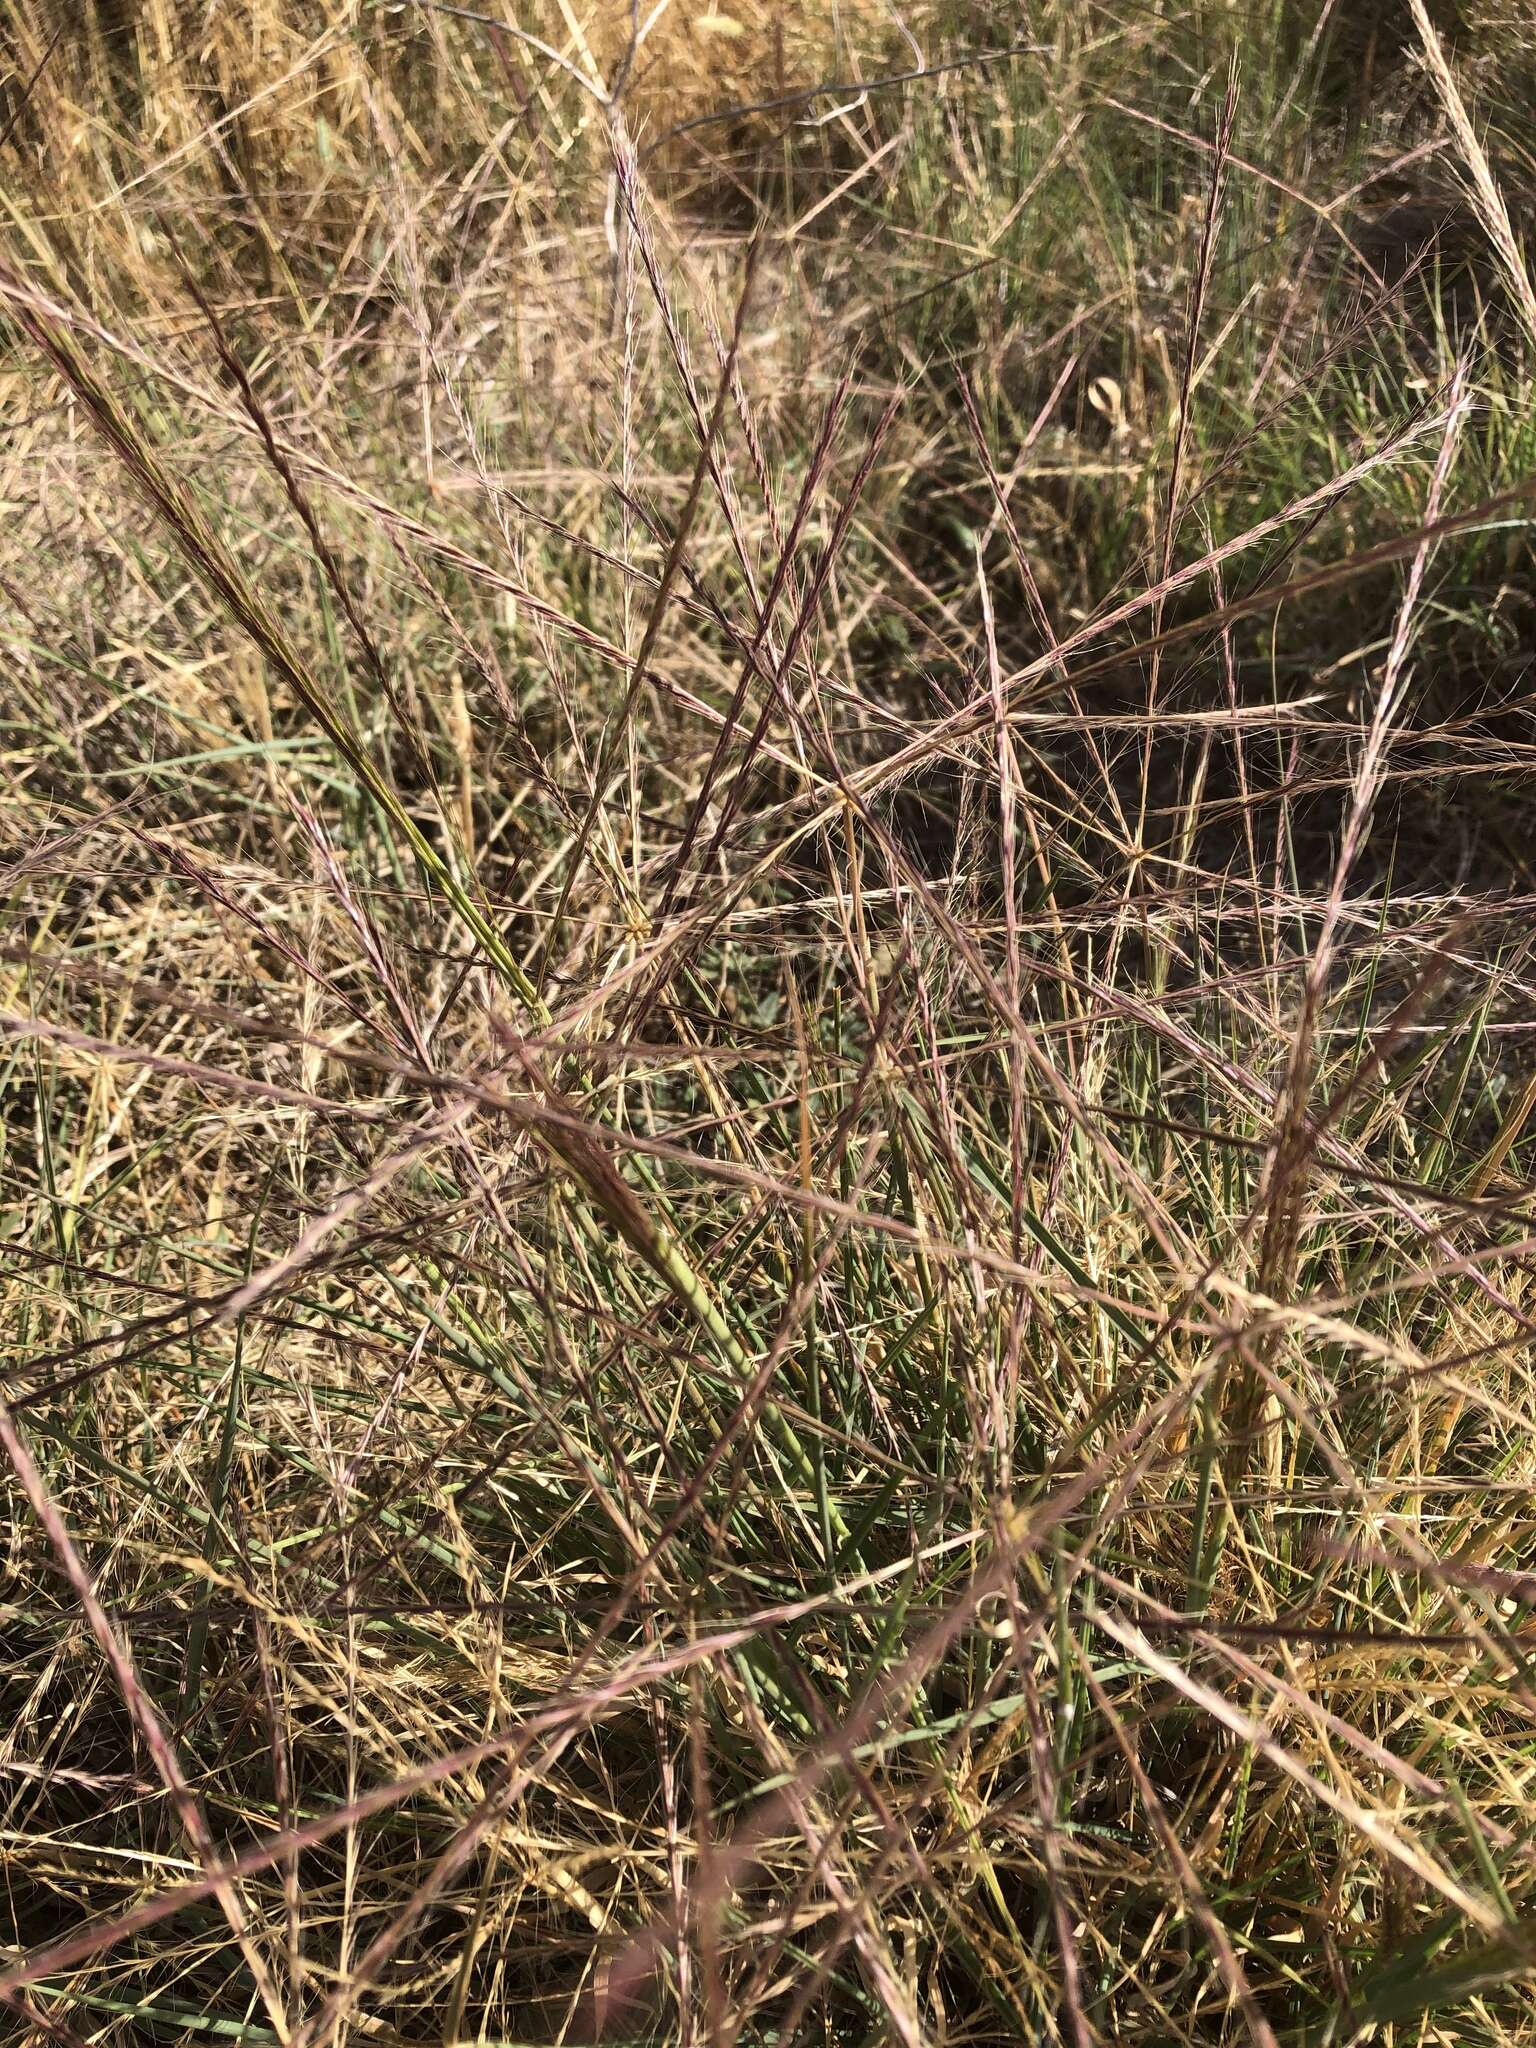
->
[5,3,1536,2045]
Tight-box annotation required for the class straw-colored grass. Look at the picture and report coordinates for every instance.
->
[6,4,1536,2045]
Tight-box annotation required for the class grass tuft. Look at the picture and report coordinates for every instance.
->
[6,3,1536,2044]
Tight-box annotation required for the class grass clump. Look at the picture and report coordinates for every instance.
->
[5,2,1536,2044]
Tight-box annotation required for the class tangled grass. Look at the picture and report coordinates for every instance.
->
[5,3,1536,2043]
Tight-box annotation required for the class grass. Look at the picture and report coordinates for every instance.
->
[5,0,1536,2042]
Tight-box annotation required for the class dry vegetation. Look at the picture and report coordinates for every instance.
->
[5,1,1536,2043]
